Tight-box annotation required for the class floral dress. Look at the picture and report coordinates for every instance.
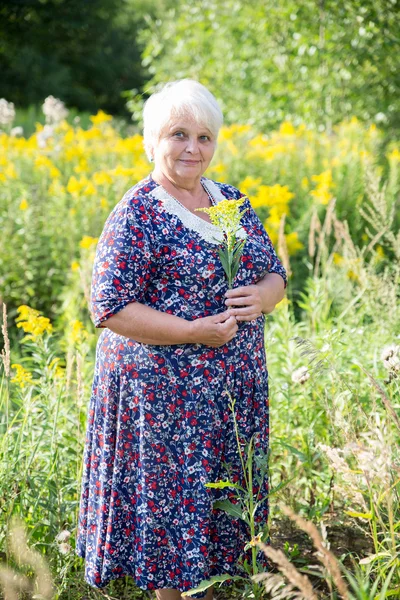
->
[76,173,287,598]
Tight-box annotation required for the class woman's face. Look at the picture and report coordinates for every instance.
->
[152,115,217,187]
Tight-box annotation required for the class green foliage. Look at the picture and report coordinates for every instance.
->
[135,0,400,135]
[0,0,145,115]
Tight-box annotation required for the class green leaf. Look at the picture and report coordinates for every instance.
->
[181,574,245,596]
[205,479,241,489]
[212,499,244,520]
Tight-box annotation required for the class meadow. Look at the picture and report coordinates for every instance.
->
[0,107,399,599]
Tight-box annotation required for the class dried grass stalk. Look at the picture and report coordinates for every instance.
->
[8,516,54,599]
[1,302,10,377]
[278,213,292,278]
[356,364,400,433]
[280,505,350,600]
[308,209,321,259]
[257,541,319,600]
[0,566,30,600]
[314,198,336,277]
[253,571,308,599]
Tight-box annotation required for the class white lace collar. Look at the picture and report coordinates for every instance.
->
[149,177,247,245]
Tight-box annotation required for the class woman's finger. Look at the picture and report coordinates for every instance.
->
[230,306,257,316]
[225,295,254,307]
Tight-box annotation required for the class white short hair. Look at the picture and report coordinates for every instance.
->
[142,79,223,161]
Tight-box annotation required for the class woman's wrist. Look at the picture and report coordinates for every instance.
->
[256,272,286,313]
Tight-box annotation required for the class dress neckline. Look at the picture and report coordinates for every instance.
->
[149,173,217,227]
[147,173,248,245]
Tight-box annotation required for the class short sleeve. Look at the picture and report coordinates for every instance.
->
[216,181,288,288]
[90,193,157,328]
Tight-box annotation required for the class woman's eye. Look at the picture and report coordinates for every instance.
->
[200,135,210,141]
[173,131,184,137]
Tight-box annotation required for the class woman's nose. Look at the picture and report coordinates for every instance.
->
[186,136,199,153]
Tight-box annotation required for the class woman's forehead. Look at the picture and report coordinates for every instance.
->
[164,115,212,134]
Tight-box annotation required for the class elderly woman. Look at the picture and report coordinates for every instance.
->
[76,79,287,600]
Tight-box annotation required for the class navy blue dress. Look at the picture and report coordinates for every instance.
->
[76,173,287,597]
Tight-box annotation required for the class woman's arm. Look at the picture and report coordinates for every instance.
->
[101,301,238,347]
[224,272,286,321]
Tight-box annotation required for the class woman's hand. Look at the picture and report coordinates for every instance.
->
[189,310,238,347]
[224,274,286,321]
[223,285,263,322]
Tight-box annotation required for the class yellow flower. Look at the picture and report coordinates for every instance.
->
[4,164,17,179]
[238,176,262,198]
[67,175,81,196]
[279,121,296,136]
[301,177,309,190]
[50,166,61,178]
[11,363,34,388]
[71,261,80,272]
[249,533,263,547]
[16,305,53,339]
[49,357,64,379]
[333,252,344,266]
[286,232,303,255]
[196,197,247,250]
[70,320,89,346]
[347,270,359,282]
[310,169,335,205]
[79,235,98,249]
[387,148,400,162]
[250,184,294,210]
[82,181,97,196]
[90,110,112,125]
[73,158,89,174]
[19,198,29,210]
[93,171,113,186]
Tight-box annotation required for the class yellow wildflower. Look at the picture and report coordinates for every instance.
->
[35,155,54,169]
[90,110,112,125]
[279,121,296,136]
[238,176,262,198]
[19,198,29,210]
[387,148,400,162]
[82,181,97,196]
[197,197,248,287]
[67,175,81,196]
[73,158,89,174]
[49,357,64,379]
[250,184,294,210]
[50,166,61,179]
[4,164,17,179]
[310,169,335,205]
[16,305,53,339]
[286,232,303,255]
[249,533,263,547]
[301,177,309,190]
[71,261,80,272]
[347,270,359,282]
[197,198,247,246]
[11,363,34,388]
[70,320,89,346]
[80,235,98,249]
[93,171,113,186]
[333,253,344,266]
